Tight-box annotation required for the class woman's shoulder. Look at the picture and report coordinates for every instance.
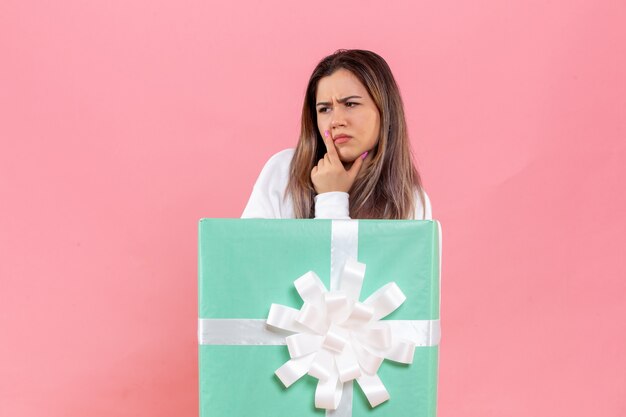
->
[253,148,295,189]
[263,148,295,170]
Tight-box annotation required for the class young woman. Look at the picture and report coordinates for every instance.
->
[242,49,432,220]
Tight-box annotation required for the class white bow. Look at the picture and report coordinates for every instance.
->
[266,258,418,410]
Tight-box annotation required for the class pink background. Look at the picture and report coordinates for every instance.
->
[1,0,625,416]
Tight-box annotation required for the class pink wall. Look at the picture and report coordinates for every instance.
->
[1,0,625,416]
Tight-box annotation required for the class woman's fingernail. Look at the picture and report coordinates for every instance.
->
[361,151,369,160]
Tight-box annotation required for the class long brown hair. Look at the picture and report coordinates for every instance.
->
[287,49,426,219]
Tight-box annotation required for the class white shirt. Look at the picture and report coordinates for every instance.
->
[241,148,432,220]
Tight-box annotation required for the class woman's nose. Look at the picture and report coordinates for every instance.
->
[331,108,347,128]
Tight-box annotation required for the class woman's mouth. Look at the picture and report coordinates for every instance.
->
[333,134,352,144]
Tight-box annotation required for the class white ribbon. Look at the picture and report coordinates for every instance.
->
[198,220,441,416]
[267,257,427,410]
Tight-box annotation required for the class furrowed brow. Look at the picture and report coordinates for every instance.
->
[316,95,362,107]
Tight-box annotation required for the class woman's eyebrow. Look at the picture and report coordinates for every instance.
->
[316,95,363,107]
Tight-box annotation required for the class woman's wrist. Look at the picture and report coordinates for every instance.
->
[314,192,350,219]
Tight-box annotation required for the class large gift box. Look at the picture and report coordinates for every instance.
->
[198,219,441,417]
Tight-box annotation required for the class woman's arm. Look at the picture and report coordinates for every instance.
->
[314,192,351,219]
[414,190,433,220]
[241,149,294,219]
[315,190,432,220]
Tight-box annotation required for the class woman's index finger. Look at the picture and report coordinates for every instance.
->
[322,130,340,162]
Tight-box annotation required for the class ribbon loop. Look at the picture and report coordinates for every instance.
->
[315,374,343,410]
[385,339,416,364]
[356,373,390,408]
[287,333,324,358]
[338,258,366,301]
[342,302,374,326]
[325,292,351,323]
[335,344,362,383]
[322,325,348,353]
[358,323,392,350]
[294,271,327,305]
[275,353,316,387]
[296,303,328,335]
[267,304,306,333]
[351,337,384,375]
[308,349,334,381]
[363,282,406,320]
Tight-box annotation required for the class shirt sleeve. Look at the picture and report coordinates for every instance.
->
[414,190,433,220]
[424,192,433,219]
[314,192,351,219]
[241,150,293,219]
[315,189,433,220]
[314,189,432,220]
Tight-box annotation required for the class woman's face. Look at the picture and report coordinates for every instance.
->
[315,69,381,163]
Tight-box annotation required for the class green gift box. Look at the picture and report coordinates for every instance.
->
[198,219,441,417]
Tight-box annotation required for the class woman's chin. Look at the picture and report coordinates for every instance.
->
[337,149,359,164]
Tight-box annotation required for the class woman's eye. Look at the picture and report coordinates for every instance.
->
[346,102,359,108]
[318,107,329,114]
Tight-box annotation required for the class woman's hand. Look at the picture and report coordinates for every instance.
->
[311,130,366,194]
